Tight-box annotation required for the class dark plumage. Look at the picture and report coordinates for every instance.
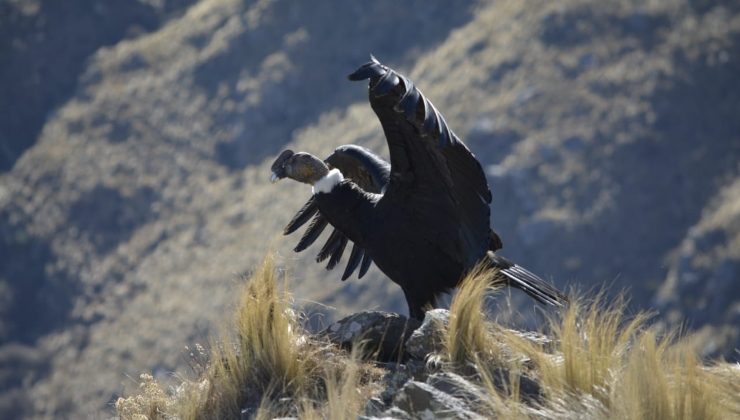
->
[272,57,567,320]
[274,145,389,280]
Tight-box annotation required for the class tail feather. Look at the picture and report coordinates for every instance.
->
[487,251,568,307]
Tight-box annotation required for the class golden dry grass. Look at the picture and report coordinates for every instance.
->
[116,253,381,420]
[297,347,378,420]
[115,373,176,419]
[188,253,319,418]
[445,269,740,420]
[445,267,533,418]
[117,255,740,419]
[445,265,502,366]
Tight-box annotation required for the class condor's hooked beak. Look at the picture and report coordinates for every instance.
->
[270,149,294,183]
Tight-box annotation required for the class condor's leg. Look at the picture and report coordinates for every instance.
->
[402,286,438,321]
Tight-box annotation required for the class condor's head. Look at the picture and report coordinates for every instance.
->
[271,150,345,194]
[270,149,330,185]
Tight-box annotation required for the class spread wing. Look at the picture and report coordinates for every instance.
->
[348,57,492,268]
[283,145,390,280]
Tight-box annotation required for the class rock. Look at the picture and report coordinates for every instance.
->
[423,345,543,404]
[425,372,487,410]
[377,364,414,407]
[323,311,421,362]
[363,396,386,417]
[360,406,413,420]
[405,359,429,380]
[405,309,449,360]
[393,381,486,420]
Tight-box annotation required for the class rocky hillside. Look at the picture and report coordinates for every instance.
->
[1,0,739,418]
[114,258,740,419]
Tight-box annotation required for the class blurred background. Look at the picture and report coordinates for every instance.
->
[1,0,739,418]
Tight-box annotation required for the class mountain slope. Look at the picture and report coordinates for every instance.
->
[0,0,738,418]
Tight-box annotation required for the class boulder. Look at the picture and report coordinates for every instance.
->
[405,309,450,360]
[393,381,486,420]
[322,311,421,362]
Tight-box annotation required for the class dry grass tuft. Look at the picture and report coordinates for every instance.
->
[500,295,740,419]
[534,295,650,403]
[192,253,315,418]
[115,373,174,419]
[298,348,380,420]
[442,269,740,420]
[445,264,502,366]
[116,253,381,420]
[445,266,532,418]
[612,330,740,420]
[116,253,740,419]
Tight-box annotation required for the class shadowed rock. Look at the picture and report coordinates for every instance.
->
[322,311,421,362]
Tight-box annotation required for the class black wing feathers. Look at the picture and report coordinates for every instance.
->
[347,56,387,81]
[294,214,328,252]
[279,58,566,315]
[325,235,348,270]
[341,244,364,281]
[351,57,492,268]
[284,144,390,278]
[358,252,372,279]
[316,229,345,263]
[326,145,390,192]
[284,198,318,235]
[373,71,399,96]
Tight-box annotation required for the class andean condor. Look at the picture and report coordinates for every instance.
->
[271,57,567,320]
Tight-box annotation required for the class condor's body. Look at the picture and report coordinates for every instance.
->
[313,180,468,319]
[273,57,567,320]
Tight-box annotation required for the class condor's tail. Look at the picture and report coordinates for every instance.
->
[486,251,568,307]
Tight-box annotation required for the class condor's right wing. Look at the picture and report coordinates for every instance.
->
[348,57,493,269]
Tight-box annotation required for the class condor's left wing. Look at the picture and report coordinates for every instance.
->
[283,145,390,280]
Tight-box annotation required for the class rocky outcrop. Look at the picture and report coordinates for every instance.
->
[322,311,421,362]
[325,310,543,419]
[405,309,449,360]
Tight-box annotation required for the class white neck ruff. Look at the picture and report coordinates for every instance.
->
[312,168,344,194]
